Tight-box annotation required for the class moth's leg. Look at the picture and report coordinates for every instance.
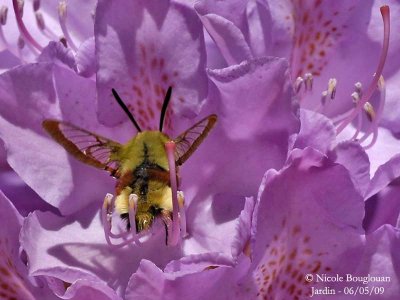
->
[165,141,180,246]
[177,191,187,238]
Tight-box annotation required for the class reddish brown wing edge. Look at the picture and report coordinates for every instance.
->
[42,119,122,175]
[173,114,217,166]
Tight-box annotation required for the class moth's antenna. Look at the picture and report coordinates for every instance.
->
[111,88,142,132]
[159,86,172,132]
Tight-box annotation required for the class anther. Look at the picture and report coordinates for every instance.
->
[58,1,67,20]
[321,90,328,105]
[351,92,360,103]
[327,78,337,99]
[363,102,376,122]
[304,73,313,91]
[0,6,7,25]
[17,36,25,49]
[295,76,304,93]
[354,82,362,96]
[60,37,67,47]
[33,0,40,12]
[35,11,45,31]
[16,0,24,17]
[58,0,78,51]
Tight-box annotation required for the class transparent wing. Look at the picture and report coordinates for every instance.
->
[42,120,122,175]
[173,114,217,166]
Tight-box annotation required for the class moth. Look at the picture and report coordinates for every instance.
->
[43,87,217,246]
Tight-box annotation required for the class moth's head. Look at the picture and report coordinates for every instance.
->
[135,212,155,233]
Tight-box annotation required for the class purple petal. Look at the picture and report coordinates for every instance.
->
[0,191,51,299]
[292,109,335,154]
[0,63,114,214]
[348,225,400,300]
[364,184,400,233]
[251,147,364,298]
[195,12,252,65]
[95,0,207,128]
[329,141,370,197]
[184,57,299,197]
[76,37,96,77]
[125,258,252,300]
[20,207,182,296]
[366,127,400,177]
[41,274,121,300]
[38,41,77,71]
[0,167,58,216]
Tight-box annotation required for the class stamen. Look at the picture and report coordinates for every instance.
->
[295,76,304,93]
[16,0,23,17]
[363,102,376,122]
[33,0,40,11]
[327,78,337,99]
[351,92,360,103]
[336,5,390,134]
[0,5,7,25]
[35,11,45,31]
[321,90,328,105]
[128,194,138,234]
[17,35,25,49]
[354,82,362,97]
[102,193,148,248]
[165,141,180,246]
[304,73,313,91]
[12,0,43,51]
[178,191,187,238]
[58,1,78,51]
[360,75,386,148]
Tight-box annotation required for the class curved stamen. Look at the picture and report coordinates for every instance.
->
[165,141,180,246]
[58,1,78,51]
[102,193,150,248]
[12,0,43,51]
[360,76,386,148]
[336,5,390,134]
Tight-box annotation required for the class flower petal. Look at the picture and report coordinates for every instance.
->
[251,147,364,298]
[181,57,299,197]
[0,63,114,214]
[95,0,207,128]
[329,141,370,197]
[194,12,252,65]
[292,108,335,154]
[38,41,77,71]
[364,184,400,233]
[125,258,252,300]
[344,225,400,300]
[76,37,96,77]
[20,206,182,296]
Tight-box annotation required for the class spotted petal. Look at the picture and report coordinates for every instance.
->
[95,0,207,129]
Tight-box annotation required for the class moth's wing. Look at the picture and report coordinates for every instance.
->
[173,114,217,166]
[42,119,122,175]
